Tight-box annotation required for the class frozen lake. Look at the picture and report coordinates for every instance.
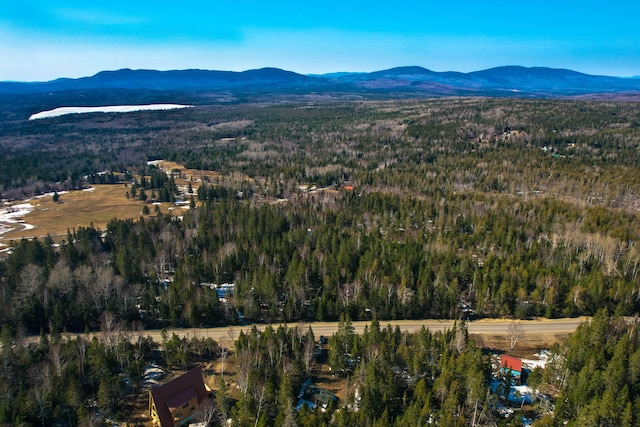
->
[29,104,192,120]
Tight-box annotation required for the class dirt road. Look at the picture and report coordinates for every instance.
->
[91,317,586,348]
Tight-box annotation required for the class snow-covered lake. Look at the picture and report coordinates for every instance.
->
[29,104,192,120]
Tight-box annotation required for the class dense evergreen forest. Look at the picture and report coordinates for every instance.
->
[2,99,640,332]
[1,187,639,334]
[1,310,639,426]
[1,97,640,425]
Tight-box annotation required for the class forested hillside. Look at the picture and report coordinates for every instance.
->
[1,98,639,333]
[2,186,639,335]
[1,308,638,426]
[1,97,640,425]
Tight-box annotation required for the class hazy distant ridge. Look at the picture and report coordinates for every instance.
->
[2,65,639,97]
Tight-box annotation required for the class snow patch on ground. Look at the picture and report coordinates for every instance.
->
[0,203,35,236]
[512,385,534,396]
[491,379,535,405]
[522,350,550,370]
[142,364,166,390]
[29,104,192,120]
[34,190,68,199]
[0,203,34,223]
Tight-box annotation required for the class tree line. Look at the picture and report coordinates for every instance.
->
[1,185,639,336]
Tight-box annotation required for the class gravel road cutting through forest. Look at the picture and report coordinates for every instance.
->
[60,317,588,347]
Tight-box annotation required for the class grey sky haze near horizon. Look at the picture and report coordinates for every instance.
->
[1,1,639,81]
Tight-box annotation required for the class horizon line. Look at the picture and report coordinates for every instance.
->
[3,64,639,84]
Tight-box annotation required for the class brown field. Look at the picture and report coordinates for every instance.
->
[155,160,252,187]
[0,159,234,247]
[0,160,327,251]
[154,160,222,182]
[0,184,186,244]
[470,332,562,358]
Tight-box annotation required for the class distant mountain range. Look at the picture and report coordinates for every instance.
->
[2,65,639,98]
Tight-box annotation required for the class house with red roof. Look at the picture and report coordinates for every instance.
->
[500,354,522,373]
[500,354,523,384]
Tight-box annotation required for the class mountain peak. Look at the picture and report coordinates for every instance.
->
[1,65,638,97]
[470,65,587,79]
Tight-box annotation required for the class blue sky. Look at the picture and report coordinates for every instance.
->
[2,1,639,81]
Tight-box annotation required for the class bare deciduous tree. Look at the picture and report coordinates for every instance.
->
[399,286,415,307]
[95,266,115,311]
[29,362,51,427]
[236,348,253,398]
[196,398,217,427]
[100,311,123,353]
[303,339,315,376]
[338,283,354,307]
[219,346,229,377]
[48,343,67,377]
[253,383,267,427]
[15,264,45,311]
[507,322,524,350]
[74,265,95,307]
[453,321,468,354]
[46,259,74,300]
[281,397,298,427]
[77,337,88,380]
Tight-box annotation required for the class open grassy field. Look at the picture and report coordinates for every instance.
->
[0,184,184,244]
[154,160,223,183]
[0,161,257,252]
[155,160,253,188]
